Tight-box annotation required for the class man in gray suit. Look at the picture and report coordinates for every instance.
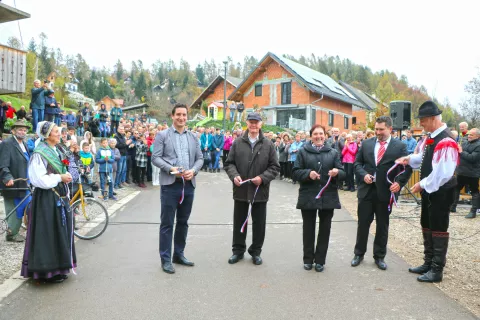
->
[152,103,204,274]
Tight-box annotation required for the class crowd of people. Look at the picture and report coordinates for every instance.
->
[1,92,478,285]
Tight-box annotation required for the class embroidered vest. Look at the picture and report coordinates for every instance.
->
[419,128,456,190]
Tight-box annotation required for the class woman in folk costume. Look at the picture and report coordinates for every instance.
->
[21,121,76,283]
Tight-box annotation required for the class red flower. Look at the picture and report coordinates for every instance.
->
[62,159,70,166]
[426,139,434,145]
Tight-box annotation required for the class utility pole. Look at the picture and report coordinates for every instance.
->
[222,60,228,131]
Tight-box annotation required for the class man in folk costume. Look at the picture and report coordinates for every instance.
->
[0,120,31,242]
[21,121,76,283]
[396,101,459,283]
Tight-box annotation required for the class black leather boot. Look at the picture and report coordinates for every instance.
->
[417,232,448,283]
[465,193,478,219]
[409,228,433,274]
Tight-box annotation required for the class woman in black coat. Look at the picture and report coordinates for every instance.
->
[292,124,345,272]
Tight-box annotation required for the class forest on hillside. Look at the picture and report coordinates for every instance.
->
[5,33,479,127]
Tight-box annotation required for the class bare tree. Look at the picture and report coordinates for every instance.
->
[460,71,480,127]
[7,36,22,49]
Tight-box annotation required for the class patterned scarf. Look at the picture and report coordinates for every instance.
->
[33,141,66,174]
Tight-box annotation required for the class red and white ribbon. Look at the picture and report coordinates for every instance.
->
[179,177,185,204]
[386,163,406,211]
[315,176,332,199]
[240,185,260,233]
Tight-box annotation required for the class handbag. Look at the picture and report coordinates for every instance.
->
[202,150,211,163]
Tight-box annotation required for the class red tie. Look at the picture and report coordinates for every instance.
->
[377,141,386,165]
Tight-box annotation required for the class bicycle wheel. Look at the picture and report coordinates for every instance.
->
[72,198,109,240]
[22,200,32,230]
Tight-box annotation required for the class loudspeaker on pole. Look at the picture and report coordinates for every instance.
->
[389,101,412,129]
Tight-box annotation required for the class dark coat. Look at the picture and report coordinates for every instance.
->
[457,138,480,178]
[16,109,27,120]
[292,143,345,210]
[115,133,129,156]
[0,137,30,198]
[224,130,280,203]
[354,137,412,202]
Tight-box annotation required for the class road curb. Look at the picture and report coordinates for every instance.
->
[0,191,140,304]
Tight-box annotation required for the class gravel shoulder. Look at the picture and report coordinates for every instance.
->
[339,190,480,318]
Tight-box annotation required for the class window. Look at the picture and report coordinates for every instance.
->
[281,82,291,104]
[344,116,349,129]
[328,112,334,126]
[255,84,262,97]
[352,117,357,125]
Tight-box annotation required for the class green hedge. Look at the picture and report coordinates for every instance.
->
[4,117,33,133]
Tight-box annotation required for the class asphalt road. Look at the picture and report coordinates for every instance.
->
[0,173,477,320]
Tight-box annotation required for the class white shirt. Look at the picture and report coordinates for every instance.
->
[374,136,391,164]
[408,123,457,193]
[29,152,63,190]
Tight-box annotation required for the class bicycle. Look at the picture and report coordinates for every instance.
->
[0,178,32,236]
[1,172,109,240]
[69,168,109,240]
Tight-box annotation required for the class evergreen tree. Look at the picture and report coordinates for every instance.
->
[27,38,37,53]
[115,59,124,81]
[195,64,205,85]
[135,72,147,99]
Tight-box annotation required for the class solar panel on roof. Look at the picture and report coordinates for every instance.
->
[278,56,357,101]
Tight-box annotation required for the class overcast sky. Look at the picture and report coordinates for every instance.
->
[1,0,479,108]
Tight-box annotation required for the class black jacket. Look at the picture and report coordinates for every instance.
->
[354,137,412,202]
[0,137,30,198]
[457,138,480,178]
[115,133,129,156]
[224,130,280,203]
[292,143,345,210]
[98,108,109,122]
[16,109,27,120]
[327,136,345,155]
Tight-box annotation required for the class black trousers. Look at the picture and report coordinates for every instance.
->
[286,161,294,179]
[279,162,287,178]
[126,155,133,183]
[146,156,152,181]
[222,150,229,166]
[354,187,390,259]
[111,121,119,134]
[301,209,333,264]
[421,189,454,232]
[456,175,479,195]
[232,201,267,256]
[132,159,139,183]
[0,120,5,138]
[344,163,355,189]
[137,166,146,184]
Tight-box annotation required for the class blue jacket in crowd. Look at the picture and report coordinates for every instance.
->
[200,133,212,151]
[44,96,59,115]
[402,137,417,154]
[31,87,46,110]
[66,114,76,127]
[211,133,225,150]
[289,141,304,162]
[95,147,115,173]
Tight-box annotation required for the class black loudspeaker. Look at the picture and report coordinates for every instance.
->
[389,101,412,129]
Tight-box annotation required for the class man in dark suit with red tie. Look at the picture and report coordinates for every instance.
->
[351,116,412,270]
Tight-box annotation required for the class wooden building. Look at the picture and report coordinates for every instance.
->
[0,3,30,95]
[190,75,242,119]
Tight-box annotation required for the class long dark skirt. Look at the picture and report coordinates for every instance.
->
[21,187,76,279]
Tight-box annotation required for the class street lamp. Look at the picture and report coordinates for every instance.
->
[222,60,228,131]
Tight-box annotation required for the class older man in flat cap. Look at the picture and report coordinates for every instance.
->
[224,112,280,266]
[0,120,31,241]
[396,101,458,283]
